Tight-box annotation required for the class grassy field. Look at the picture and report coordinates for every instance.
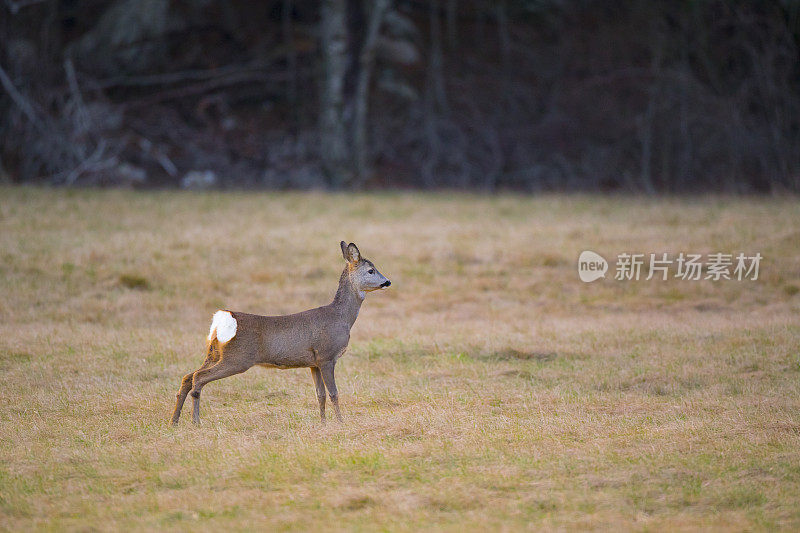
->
[1,187,799,531]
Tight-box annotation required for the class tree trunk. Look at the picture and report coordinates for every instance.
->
[352,0,391,187]
[446,0,457,48]
[638,29,662,195]
[283,0,298,135]
[496,0,510,93]
[319,0,350,187]
[429,0,448,114]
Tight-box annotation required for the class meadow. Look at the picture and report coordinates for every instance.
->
[1,187,799,531]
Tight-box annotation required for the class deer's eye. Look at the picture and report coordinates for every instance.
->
[368,269,374,274]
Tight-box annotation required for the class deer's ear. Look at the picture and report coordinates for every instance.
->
[340,241,349,261]
[344,242,361,264]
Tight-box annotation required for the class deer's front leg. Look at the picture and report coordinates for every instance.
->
[310,367,326,422]
[320,362,343,422]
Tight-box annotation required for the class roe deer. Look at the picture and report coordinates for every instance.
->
[170,241,390,425]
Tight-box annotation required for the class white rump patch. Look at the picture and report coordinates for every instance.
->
[207,310,237,343]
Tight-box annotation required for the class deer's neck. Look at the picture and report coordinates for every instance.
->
[331,267,364,327]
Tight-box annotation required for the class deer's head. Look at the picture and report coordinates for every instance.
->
[340,241,391,294]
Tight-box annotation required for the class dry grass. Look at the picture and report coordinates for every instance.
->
[1,187,799,531]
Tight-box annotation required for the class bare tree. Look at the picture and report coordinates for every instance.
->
[319,0,350,186]
[352,0,391,186]
[283,0,298,134]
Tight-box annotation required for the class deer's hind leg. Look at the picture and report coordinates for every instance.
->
[170,373,195,425]
[190,357,250,425]
[170,344,219,425]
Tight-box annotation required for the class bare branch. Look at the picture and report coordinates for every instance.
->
[4,0,47,15]
[121,69,300,108]
[0,62,44,130]
[86,61,291,90]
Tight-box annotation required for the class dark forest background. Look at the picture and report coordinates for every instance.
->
[1,0,799,192]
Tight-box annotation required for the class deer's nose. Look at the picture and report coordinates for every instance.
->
[380,280,391,288]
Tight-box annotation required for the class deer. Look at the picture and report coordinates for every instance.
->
[170,241,391,426]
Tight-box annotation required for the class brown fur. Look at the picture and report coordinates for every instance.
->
[170,242,390,425]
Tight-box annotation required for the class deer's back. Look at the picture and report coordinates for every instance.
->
[223,307,350,369]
